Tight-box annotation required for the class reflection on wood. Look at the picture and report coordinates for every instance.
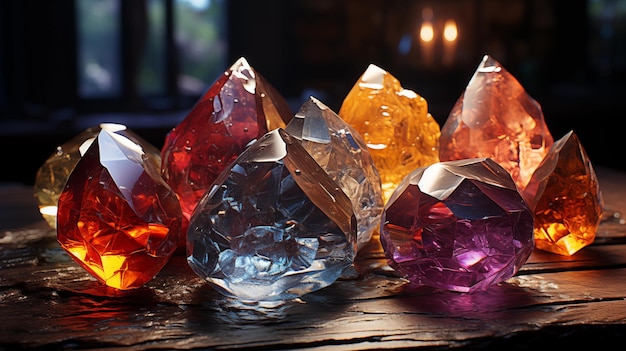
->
[1,167,626,350]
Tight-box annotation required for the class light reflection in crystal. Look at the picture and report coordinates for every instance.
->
[187,128,356,302]
[380,158,534,293]
[286,97,384,251]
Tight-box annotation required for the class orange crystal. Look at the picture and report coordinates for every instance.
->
[439,55,553,191]
[57,128,182,290]
[33,123,161,229]
[338,64,440,202]
[524,130,603,256]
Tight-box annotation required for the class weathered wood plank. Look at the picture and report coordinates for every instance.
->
[1,167,625,350]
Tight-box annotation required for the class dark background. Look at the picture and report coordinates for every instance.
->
[1,0,625,185]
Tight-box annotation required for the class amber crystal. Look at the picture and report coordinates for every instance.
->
[439,55,553,191]
[338,64,440,202]
[187,128,357,302]
[57,128,183,290]
[285,96,384,250]
[33,123,161,229]
[524,131,603,256]
[380,158,535,293]
[161,57,292,229]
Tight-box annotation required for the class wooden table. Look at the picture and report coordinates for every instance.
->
[2,167,626,350]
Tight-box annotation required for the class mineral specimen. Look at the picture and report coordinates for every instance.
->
[187,128,357,301]
[338,63,440,202]
[524,130,603,256]
[56,127,182,290]
[380,158,534,293]
[439,55,553,191]
[285,96,384,250]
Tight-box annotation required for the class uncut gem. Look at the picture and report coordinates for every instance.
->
[524,130,603,256]
[161,57,292,230]
[285,96,384,250]
[57,128,183,290]
[33,123,160,229]
[338,64,440,202]
[439,55,553,191]
[187,128,357,302]
[380,158,534,293]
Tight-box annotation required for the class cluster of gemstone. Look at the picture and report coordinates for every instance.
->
[35,54,603,299]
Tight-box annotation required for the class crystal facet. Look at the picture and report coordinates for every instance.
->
[285,96,384,250]
[523,131,603,256]
[34,123,161,229]
[380,158,535,293]
[187,128,357,302]
[439,55,554,191]
[57,128,183,290]
[338,64,441,202]
[161,57,292,231]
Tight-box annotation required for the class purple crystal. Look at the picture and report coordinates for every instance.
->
[187,128,357,302]
[380,158,534,293]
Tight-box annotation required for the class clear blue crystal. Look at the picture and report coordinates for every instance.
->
[187,128,357,301]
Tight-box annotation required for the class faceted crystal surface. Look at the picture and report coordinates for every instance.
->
[161,57,292,229]
[57,128,183,290]
[187,128,357,302]
[33,123,161,229]
[439,55,554,191]
[338,64,441,202]
[524,131,603,256]
[380,158,535,293]
[285,96,384,250]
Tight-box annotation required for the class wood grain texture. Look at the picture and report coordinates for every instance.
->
[1,167,625,350]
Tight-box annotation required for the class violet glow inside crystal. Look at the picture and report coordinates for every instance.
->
[380,158,534,293]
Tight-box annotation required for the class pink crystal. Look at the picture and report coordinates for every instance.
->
[380,158,534,293]
[439,55,553,191]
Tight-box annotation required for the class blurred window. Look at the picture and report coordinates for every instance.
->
[76,0,227,110]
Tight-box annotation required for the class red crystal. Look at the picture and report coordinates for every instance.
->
[57,128,183,290]
[524,130,604,256]
[439,55,554,191]
[161,57,292,234]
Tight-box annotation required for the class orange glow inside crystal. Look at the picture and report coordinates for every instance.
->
[524,130,603,256]
[57,129,182,290]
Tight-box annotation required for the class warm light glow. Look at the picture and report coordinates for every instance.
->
[443,20,458,42]
[420,22,434,43]
[421,7,433,21]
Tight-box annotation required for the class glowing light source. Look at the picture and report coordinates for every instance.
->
[443,20,458,42]
[420,22,435,42]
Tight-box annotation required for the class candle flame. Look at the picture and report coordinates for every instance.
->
[420,22,434,43]
[444,20,458,42]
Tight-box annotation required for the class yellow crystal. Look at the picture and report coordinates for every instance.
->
[338,64,440,202]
